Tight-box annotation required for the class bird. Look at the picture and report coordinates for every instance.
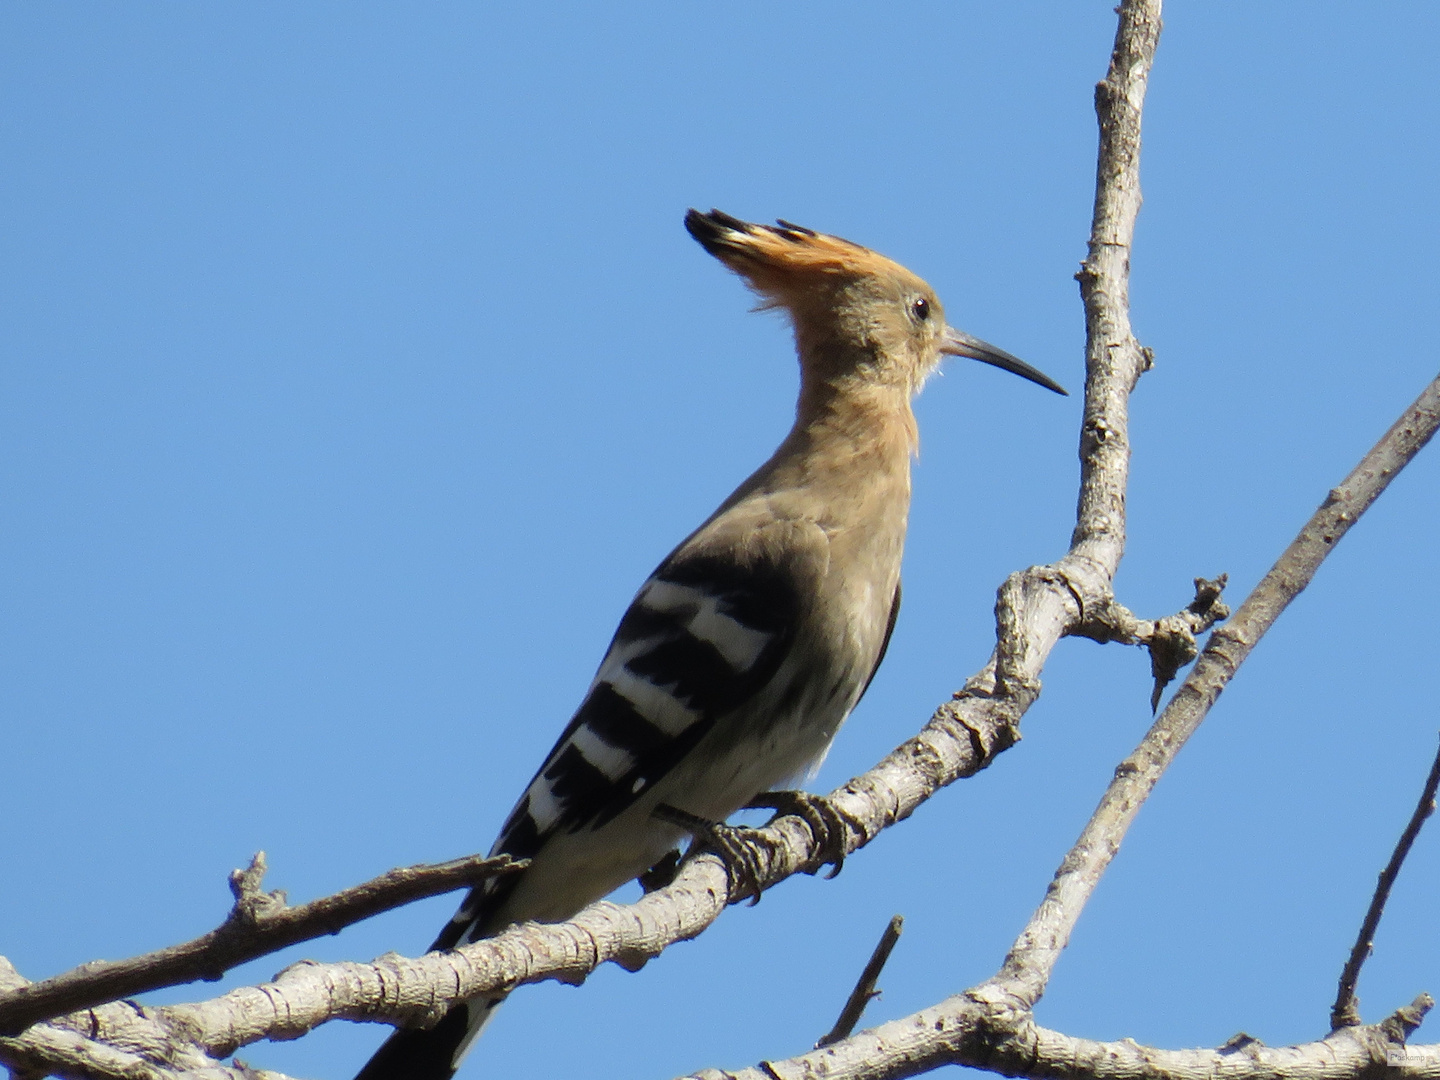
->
[354,209,1066,1080]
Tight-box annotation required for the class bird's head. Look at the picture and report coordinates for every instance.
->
[685,208,1066,399]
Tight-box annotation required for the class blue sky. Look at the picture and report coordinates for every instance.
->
[3,3,1439,1078]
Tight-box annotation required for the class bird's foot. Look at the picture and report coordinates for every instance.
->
[743,790,860,879]
[652,803,775,905]
[637,848,682,893]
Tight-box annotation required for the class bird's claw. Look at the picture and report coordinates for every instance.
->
[744,790,860,879]
[652,803,776,905]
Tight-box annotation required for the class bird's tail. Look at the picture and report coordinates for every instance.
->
[353,873,521,1080]
[353,994,505,1080]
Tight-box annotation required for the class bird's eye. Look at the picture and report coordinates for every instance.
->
[911,297,931,322]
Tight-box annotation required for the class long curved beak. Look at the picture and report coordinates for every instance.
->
[941,326,1068,396]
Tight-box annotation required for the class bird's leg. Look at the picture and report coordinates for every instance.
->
[651,803,774,905]
[743,790,861,879]
[637,848,682,893]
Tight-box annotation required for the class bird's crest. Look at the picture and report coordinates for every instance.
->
[684,208,912,308]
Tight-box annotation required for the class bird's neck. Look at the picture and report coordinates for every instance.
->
[704,369,915,552]
[790,327,922,453]
[793,371,919,460]
[749,372,917,518]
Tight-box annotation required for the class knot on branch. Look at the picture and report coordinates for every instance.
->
[226,853,287,927]
[1078,414,1117,461]
[1339,994,1436,1069]
[1068,575,1230,710]
[933,694,1021,780]
[993,566,1071,704]
[1380,994,1434,1045]
[1218,1032,1265,1054]
[955,983,1035,1070]
[610,937,664,975]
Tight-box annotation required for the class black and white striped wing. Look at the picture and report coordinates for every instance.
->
[428,550,803,953]
[492,553,799,862]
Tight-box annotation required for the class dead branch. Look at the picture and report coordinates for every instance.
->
[985,372,1440,1014]
[685,996,1440,1080]
[0,852,523,1038]
[0,959,295,1080]
[816,916,904,1049]
[1332,734,1440,1029]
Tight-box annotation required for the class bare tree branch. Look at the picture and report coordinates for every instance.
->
[2,1021,189,1080]
[817,916,903,1050]
[1332,734,1440,1030]
[0,960,296,1080]
[0,852,523,1038]
[1069,0,1161,568]
[138,580,1224,1059]
[687,995,1440,1080]
[986,376,1440,1014]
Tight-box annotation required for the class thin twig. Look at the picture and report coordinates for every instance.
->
[0,851,524,1037]
[1331,734,1440,1030]
[817,916,903,1048]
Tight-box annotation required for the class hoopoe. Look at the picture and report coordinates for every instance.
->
[354,209,1065,1080]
